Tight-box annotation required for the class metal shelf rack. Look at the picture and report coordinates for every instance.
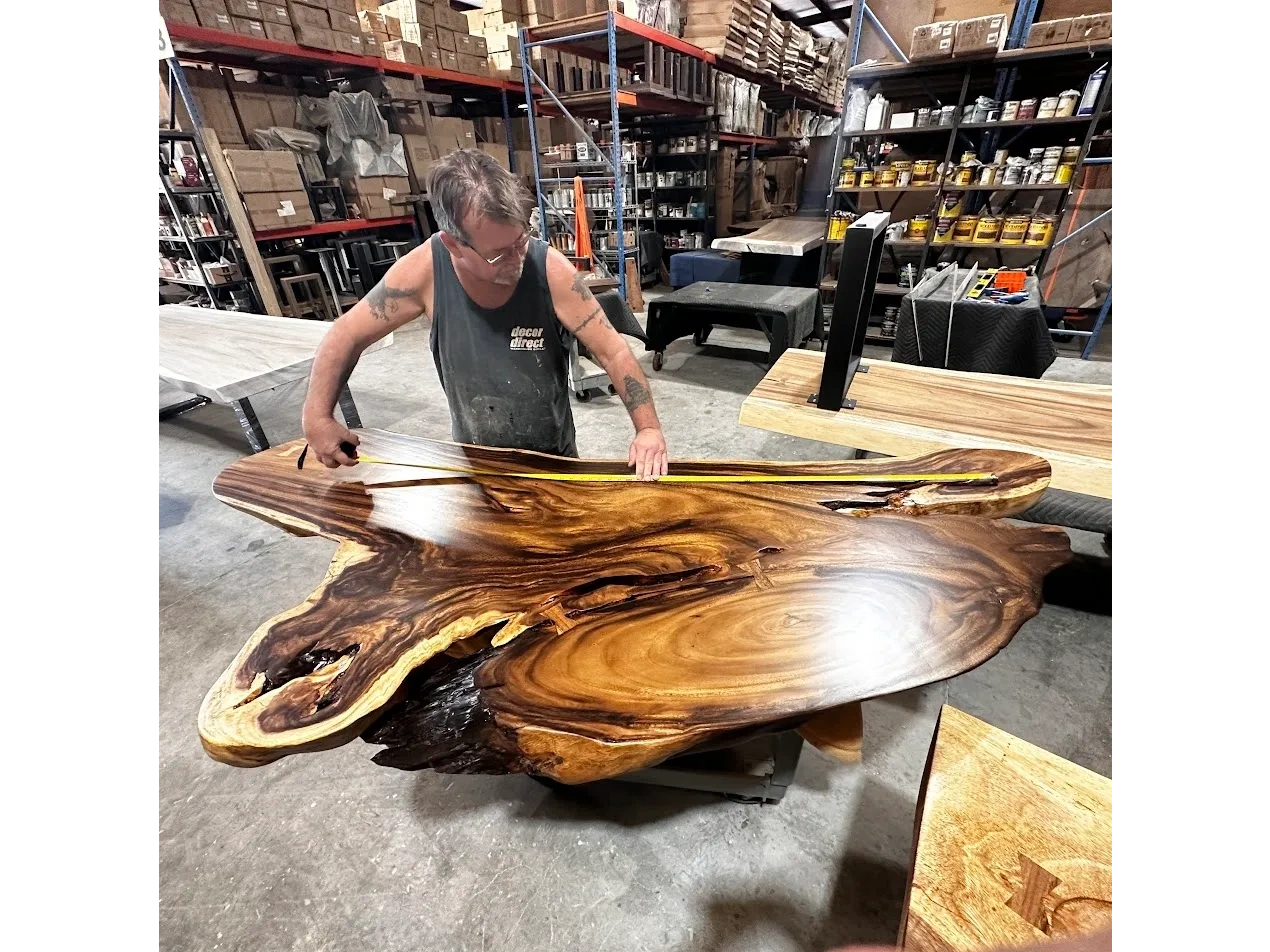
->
[816,39,1112,356]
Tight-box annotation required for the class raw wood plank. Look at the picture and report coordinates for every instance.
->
[739,350,1112,498]
[159,304,392,403]
[198,430,1068,775]
[711,216,827,255]
[200,128,283,316]
[900,706,1112,949]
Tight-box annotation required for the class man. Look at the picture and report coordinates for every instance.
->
[302,149,669,479]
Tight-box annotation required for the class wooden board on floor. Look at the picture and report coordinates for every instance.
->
[159,304,392,403]
[900,706,1111,950]
[711,216,826,256]
[738,350,1112,498]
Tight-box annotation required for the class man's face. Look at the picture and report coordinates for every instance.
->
[454,213,530,287]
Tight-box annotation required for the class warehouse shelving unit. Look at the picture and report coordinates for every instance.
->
[816,40,1111,349]
[520,11,843,300]
[161,16,529,315]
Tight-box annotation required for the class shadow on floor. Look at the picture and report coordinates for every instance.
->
[1042,552,1112,616]
[693,776,913,952]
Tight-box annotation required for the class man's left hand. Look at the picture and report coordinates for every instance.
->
[629,427,669,481]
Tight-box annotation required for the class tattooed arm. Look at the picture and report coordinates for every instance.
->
[544,248,668,479]
[301,244,433,468]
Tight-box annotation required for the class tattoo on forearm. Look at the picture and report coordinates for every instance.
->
[367,279,417,322]
[621,373,652,412]
[574,304,610,333]
[570,271,596,303]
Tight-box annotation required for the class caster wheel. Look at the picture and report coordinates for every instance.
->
[652,351,664,371]
[574,390,591,402]
[607,384,617,395]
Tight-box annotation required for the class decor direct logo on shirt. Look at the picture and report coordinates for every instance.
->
[510,326,545,351]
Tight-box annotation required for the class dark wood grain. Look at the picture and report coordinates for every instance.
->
[199,430,1068,778]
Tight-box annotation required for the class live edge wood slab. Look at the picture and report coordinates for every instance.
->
[199,430,1071,782]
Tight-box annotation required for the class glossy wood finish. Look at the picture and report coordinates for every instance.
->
[158,304,393,403]
[199,430,1069,777]
[740,350,1113,498]
[901,707,1112,950]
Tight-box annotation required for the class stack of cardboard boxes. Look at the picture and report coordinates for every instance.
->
[1024,0,1111,48]
[223,149,317,231]
[376,0,493,76]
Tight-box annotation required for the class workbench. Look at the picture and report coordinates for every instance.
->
[901,706,1111,949]
[159,304,392,452]
[739,350,1111,498]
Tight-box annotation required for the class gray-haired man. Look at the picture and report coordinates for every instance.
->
[302,148,669,479]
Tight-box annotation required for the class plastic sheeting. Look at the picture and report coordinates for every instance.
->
[250,127,325,184]
[297,90,389,169]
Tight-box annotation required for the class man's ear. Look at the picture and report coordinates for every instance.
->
[438,231,463,256]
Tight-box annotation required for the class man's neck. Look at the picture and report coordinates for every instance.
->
[447,247,519,310]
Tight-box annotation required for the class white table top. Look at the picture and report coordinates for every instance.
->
[711,217,827,256]
[159,304,393,403]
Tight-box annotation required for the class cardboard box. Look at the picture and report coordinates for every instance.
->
[1025,17,1072,47]
[383,39,423,63]
[232,16,269,39]
[411,25,437,48]
[160,1,201,27]
[1069,12,1111,42]
[456,33,488,56]
[455,52,489,75]
[264,20,297,42]
[330,11,360,33]
[259,2,291,24]
[1036,0,1107,19]
[910,21,956,60]
[174,68,246,143]
[383,13,402,36]
[244,190,316,230]
[953,14,1009,55]
[355,0,381,9]
[227,0,264,16]
[341,174,411,219]
[429,115,476,153]
[294,22,337,49]
[224,149,306,192]
[487,50,522,78]
[421,46,444,70]
[477,142,510,170]
[198,10,235,32]
[362,31,381,54]
[333,30,368,55]
[441,49,460,71]
[401,133,438,181]
[287,2,331,30]
[228,79,299,131]
[327,0,358,14]
[434,26,456,51]
[855,0,1015,65]
[358,9,386,31]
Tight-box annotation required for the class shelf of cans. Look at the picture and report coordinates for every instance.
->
[837,143,1083,193]
[828,202,1056,248]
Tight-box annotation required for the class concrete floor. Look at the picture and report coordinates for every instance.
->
[160,308,1111,952]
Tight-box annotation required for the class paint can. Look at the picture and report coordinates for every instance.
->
[937,192,964,219]
[877,167,898,188]
[858,168,875,188]
[978,164,999,185]
[1061,144,1082,164]
[1043,146,1063,162]
[1056,90,1080,117]
[952,215,979,242]
[891,160,913,187]
[1024,215,1054,246]
[882,306,899,338]
[1054,163,1075,185]
[973,215,1003,243]
[960,151,978,164]
[953,164,975,186]
[916,107,932,127]
[939,104,956,125]
[1037,96,1060,119]
[932,216,956,244]
[994,149,1009,166]
[907,214,931,239]
[1000,214,1030,244]
[1001,100,1020,121]
[1078,66,1107,115]
[912,159,937,184]
[1018,98,1038,120]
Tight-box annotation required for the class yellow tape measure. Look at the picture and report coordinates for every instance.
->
[349,455,996,486]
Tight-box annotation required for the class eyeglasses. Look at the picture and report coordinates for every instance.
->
[465,231,530,267]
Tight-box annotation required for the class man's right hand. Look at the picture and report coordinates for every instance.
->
[303,416,360,468]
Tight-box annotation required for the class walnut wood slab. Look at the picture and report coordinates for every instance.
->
[199,429,1069,779]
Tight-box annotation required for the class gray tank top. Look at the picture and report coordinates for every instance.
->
[429,236,577,457]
